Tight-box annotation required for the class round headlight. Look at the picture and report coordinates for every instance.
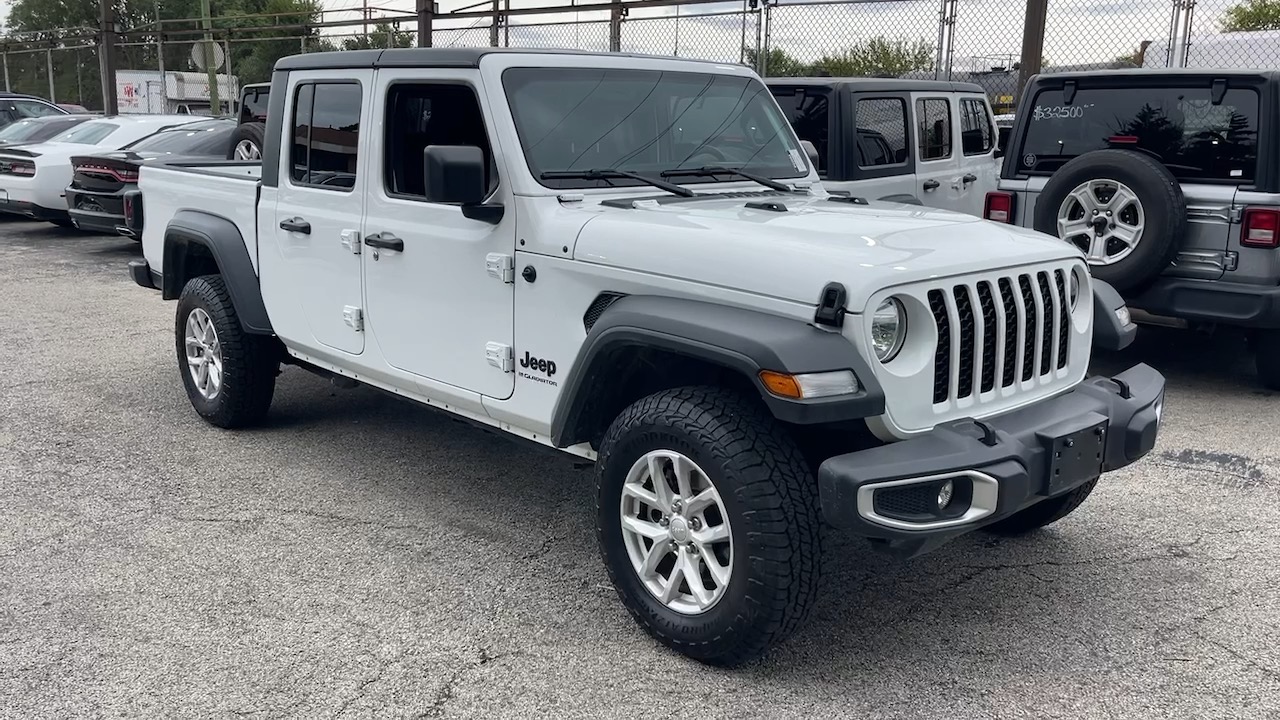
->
[871,297,906,362]
[1069,270,1081,309]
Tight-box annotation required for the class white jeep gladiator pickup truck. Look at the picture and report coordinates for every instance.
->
[130,48,1165,666]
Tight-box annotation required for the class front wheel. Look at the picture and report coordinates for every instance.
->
[983,479,1098,536]
[596,387,823,666]
[175,275,278,428]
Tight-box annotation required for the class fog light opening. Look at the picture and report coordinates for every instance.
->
[937,479,954,510]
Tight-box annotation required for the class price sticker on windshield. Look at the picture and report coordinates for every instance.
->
[788,149,807,173]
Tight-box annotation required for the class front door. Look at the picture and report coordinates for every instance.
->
[266,72,372,356]
[361,71,516,399]
[911,94,968,213]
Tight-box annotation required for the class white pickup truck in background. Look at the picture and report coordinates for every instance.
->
[129,48,1163,666]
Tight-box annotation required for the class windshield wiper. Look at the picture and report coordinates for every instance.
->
[540,168,694,198]
[660,166,793,193]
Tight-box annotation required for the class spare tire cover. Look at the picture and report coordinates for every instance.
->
[1032,149,1187,295]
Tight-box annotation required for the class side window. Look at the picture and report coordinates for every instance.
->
[14,101,62,118]
[855,97,908,168]
[917,97,952,161]
[772,89,829,176]
[289,82,361,191]
[383,83,496,201]
[960,98,994,155]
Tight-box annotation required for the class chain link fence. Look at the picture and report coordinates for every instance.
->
[3,0,1278,112]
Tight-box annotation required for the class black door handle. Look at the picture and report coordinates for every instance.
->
[962,173,978,184]
[279,217,310,234]
[364,232,404,252]
[922,179,941,191]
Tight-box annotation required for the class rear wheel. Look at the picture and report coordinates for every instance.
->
[1255,329,1280,391]
[596,387,823,666]
[175,275,278,428]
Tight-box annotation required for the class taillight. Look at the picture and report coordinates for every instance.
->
[78,163,139,183]
[123,190,144,230]
[9,161,35,176]
[1242,207,1280,248]
[984,191,1015,224]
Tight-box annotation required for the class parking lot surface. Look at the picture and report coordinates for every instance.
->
[1,221,1278,718]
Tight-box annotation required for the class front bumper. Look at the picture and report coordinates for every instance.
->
[818,363,1164,558]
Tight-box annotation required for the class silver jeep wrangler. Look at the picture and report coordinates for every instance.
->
[989,69,1280,389]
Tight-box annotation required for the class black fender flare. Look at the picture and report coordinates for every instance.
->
[162,210,273,335]
[877,194,924,206]
[549,295,886,448]
[1091,278,1137,351]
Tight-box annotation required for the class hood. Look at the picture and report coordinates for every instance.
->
[572,193,1080,311]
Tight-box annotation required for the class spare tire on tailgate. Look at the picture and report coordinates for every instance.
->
[1033,149,1187,294]
[226,122,266,161]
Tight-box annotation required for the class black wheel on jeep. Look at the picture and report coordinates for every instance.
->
[595,386,823,666]
[983,479,1098,536]
[175,275,278,428]
[226,122,266,161]
[1033,149,1187,294]
[1254,329,1280,391]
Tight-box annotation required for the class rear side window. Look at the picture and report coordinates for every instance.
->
[1018,85,1259,182]
[14,100,62,118]
[290,82,362,191]
[772,88,829,175]
[917,98,952,160]
[960,98,994,155]
[855,98,908,168]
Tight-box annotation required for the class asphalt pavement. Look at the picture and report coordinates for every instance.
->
[1,220,1277,718]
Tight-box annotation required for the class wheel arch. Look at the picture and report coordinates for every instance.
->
[162,210,273,335]
[549,294,885,449]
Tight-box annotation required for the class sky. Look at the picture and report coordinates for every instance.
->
[0,0,1253,71]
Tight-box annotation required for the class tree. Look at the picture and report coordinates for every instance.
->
[742,46,812,77]
[1221,0,1280,31]
[340,22,414,50]
[814,37,933,77]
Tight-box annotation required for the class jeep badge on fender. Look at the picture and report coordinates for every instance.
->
[519,351,556,377]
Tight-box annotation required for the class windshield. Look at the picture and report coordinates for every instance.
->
[503,68,808,189]
[1019,85,1259,182]
[123,120,235,154]
[49,121,119,145]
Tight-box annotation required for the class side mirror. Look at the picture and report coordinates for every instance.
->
[798,140,820,172]
[423,144,503,223]
[996,126,1011,157]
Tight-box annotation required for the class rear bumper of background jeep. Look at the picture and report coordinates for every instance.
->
[1130,277,1280,329]
[818,363,1164,558]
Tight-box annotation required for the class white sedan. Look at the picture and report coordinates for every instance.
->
[0,114,205,226]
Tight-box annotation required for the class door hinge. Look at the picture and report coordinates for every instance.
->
[341,229,362,254]
[343,306,364,332]
[486,253,515,283]
[485,342,514,372]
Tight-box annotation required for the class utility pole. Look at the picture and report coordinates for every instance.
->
[416,0,434,47]
[489,0,499,47]
[608,0,622,52]
[1016,0,1048,100]
[200,0,220,113]
[99,0,118,114]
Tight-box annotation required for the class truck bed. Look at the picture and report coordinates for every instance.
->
[139,161,262,279]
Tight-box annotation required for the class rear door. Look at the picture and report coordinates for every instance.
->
[910,94,967,212]
[263,72,371,355]
[957,95,1000,216]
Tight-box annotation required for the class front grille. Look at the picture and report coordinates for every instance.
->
[928,269,1072,405]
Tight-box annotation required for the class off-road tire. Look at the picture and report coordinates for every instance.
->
[1033,149,1187,295]
[1255,329,1280,391]
[983,478,1098,536]
[175,275,278,428]
[596,386,823,666]
[226,122,266,160]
